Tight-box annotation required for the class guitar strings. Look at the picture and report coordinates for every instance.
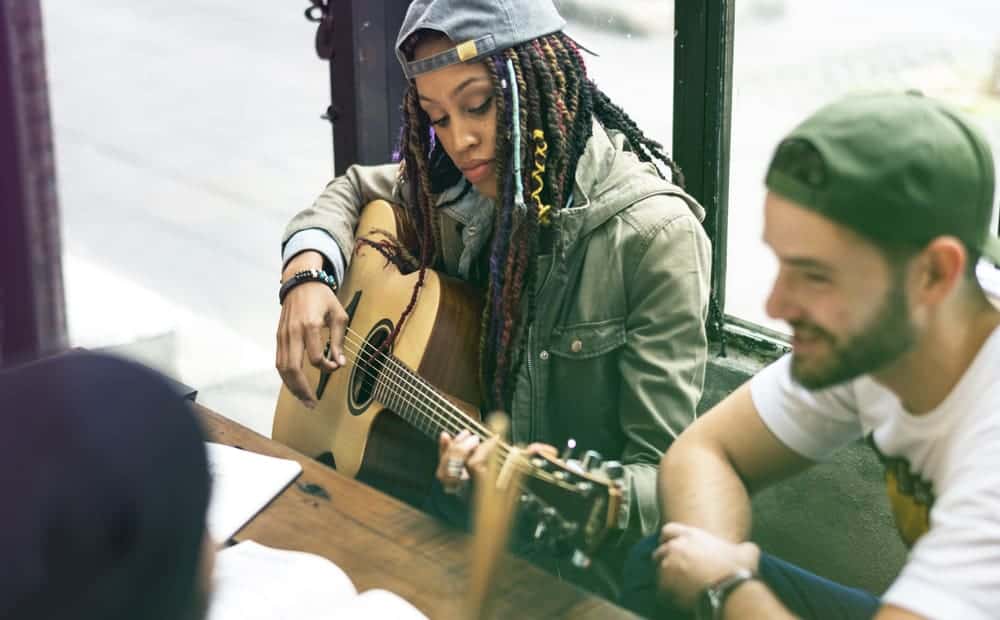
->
[336,329,590,490]
[336,328,516,460]
[331,333,568,488]
[337,328,494,439]
[336,330,591,491]
[329,329,572,486]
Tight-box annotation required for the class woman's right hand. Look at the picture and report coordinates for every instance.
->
[275,250,349,409]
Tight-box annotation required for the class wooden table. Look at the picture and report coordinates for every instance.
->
[198,404,638,620]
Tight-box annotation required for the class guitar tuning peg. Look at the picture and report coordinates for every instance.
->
[571,550,591,569]
[602,460,625,480]
[533,521,547,540]
[560,438,577,461]
[581,450,602,471]
[519,493,542,515]
[530,456,548,469]
[559,520,578,539]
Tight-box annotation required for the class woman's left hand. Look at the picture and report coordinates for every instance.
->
[436,430,557,495]
[436,430,494,494]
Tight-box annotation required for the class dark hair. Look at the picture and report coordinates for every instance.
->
[393,31,684,410]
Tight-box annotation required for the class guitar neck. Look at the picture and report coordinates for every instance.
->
[369,354,620,556]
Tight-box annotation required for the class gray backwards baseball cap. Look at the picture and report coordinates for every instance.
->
[395,0,567,80]
[765,91,1000,267]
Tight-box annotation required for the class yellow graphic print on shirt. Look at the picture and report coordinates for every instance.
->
[867,435,933,547]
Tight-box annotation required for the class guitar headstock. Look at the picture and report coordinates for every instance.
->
[514,449,625,566]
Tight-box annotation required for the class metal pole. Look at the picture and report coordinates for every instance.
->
[673,0,735,331]
[0,0,67,364]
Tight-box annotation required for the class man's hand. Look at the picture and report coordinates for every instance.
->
[654,522,761,610]
[275,251,348,408]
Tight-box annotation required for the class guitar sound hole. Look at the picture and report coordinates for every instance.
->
[348,320,393,416]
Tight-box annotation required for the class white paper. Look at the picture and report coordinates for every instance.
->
[979,260,1000,300]
[205,442,302,544]
[207,541,428,620]
[331,589,429,619]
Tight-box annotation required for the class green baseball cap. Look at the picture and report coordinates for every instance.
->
[765,91,1000,267]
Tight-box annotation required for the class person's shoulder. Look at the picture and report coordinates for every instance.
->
[617,190,708,246]
[958,324,1000,421]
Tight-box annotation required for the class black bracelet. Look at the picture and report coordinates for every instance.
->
[278,268,339,305]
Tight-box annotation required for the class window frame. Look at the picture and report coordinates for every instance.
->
[673,0,788,362]
[324,0,410,174]
[673,0,733,326]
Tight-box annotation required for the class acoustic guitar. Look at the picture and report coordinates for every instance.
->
[273,200,624,563]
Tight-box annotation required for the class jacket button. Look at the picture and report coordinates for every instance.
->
[571,339,583,353]
[539,350,550,361]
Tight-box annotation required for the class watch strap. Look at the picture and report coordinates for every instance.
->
[701,568,758,620]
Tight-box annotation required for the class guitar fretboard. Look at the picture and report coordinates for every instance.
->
[371,359,482,442]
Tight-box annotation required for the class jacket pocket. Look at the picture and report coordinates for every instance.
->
[545,318,627,453]
[548,317,627,360]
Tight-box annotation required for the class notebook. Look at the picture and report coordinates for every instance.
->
[205,442,302,543]
[206,540,428,620]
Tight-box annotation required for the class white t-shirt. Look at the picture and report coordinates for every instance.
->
[751,325,1000,620]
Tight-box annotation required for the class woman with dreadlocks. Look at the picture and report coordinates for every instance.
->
[276,0,711,583]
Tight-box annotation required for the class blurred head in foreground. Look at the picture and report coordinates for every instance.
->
[0,351,212,620]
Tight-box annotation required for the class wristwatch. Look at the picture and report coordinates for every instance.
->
[697,568,757,620]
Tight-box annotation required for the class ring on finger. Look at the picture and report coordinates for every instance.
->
[443,477,468,496]
[446,457,464,479]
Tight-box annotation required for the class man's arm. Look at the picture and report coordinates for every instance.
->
[657,382,814,541]
[726,579,924,619]
[655,523,928,619]
[726,575,926,619]
[725,585,925,620]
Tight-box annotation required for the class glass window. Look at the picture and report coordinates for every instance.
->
[45,1,332,434]
[46,1,677,433]
[554,0,675,165]
[727,0,1000,332]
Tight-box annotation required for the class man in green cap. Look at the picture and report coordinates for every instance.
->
[621,92,1000,620]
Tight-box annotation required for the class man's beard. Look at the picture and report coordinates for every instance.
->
[790,280,917,390]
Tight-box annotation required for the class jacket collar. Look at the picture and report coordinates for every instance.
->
[552,120,705,258]
[431,119,705,269]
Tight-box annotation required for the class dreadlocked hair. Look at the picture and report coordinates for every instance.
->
[391,31,685,411]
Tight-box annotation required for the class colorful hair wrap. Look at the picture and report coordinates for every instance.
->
[505,58,527,218]
[530,129,552,225]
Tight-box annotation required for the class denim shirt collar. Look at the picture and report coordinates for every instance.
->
[437,181,495,278]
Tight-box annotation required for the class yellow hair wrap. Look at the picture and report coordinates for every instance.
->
[530,129,552,225]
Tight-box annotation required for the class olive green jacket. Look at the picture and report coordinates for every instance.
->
[283,122,711,547]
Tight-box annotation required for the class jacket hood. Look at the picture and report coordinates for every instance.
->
[553,120,705,254]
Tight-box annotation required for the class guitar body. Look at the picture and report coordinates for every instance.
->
[272,200,483,505]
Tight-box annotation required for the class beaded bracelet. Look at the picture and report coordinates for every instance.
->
[278,268,339,305]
